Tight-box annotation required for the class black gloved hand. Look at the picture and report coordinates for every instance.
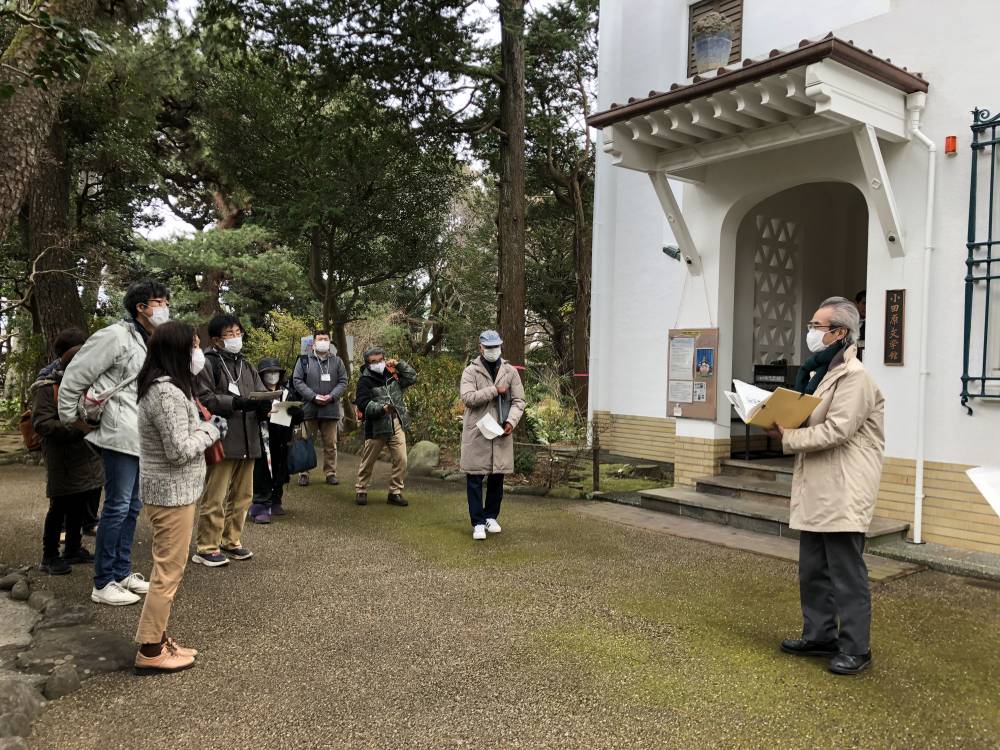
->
[288,406,305,425]
[254,400,273,415]
[232,396,254,411]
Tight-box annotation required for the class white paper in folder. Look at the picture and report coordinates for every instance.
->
[967,467,1000,520]
[476,413,505,440]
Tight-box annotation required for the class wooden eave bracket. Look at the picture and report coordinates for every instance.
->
[853,123,905,257]
[648,171,703,275]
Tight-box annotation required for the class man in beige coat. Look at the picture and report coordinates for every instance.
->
[768,297,885,676]
[459,330,526,541]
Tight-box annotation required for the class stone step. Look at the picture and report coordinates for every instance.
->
[695,474,792,506]
[637,486,909,543]
[574,501,924,583]
[720,458,794,484]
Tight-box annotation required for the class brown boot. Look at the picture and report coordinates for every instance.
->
[134,645,196,676]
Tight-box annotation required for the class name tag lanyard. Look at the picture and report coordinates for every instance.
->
[319,356,332,383]
[219,357,243,395]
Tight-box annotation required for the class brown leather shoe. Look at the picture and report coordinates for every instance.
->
[134,645,196,676]
[165,637,198,658]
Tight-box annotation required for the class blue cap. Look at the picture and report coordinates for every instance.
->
[479,330,503,347]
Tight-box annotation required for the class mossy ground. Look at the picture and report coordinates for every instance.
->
[3,456,998,749]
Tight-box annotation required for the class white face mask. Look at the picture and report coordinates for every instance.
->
[314,340,331,354]
[806,328,830,354]
[263,372,280,386]
[370,361,386,374]
[190,348,206,376]
[482,347,501,363]
[147,306,170,327]
[223,336,243,354]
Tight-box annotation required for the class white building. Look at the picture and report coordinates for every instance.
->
[587,0,1000,555]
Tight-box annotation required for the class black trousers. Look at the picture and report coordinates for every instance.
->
[252,455,286,508]
[43,487,100,559]
[798,530,872,655]
[467,473,504,527]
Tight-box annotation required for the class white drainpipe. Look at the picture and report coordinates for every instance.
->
[906,91,936,544]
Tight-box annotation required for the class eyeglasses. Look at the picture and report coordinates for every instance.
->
[806,323,839,331]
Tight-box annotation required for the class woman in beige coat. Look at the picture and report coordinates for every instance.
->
[769,296,885,676]
[459,330,526,540]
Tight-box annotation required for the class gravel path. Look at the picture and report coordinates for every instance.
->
[2,455,998,750]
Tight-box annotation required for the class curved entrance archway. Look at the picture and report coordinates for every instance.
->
[730,182,868,385]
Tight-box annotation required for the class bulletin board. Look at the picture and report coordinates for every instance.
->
[666,328,719,420]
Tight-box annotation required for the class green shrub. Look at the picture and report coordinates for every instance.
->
[514,447,538,476]
[402,353,467,448]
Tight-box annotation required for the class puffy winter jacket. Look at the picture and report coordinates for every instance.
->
[355,361,417,439]
[57,319,147,457]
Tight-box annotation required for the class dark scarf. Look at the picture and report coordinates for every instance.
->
[795,340,846,395]
[480,355,501,381]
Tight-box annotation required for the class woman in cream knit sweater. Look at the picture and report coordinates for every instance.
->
[134,321,226,675]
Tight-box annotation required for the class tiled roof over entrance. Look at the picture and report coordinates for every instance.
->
[588,34,928,129]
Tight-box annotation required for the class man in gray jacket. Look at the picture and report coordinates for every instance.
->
[292,330,348,486]
[59,279,170,606]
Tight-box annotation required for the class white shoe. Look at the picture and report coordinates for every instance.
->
[118,573,150,594]
[91,581,140,606]
[472,525,487,541]
[485,518,502,534]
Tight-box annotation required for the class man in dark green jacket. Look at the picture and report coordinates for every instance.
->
[353,347,416,507]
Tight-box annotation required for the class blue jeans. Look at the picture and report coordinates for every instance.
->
[467,473,504,527]
[94,449,142,589]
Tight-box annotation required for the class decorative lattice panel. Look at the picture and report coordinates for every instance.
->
[753,215,800,365]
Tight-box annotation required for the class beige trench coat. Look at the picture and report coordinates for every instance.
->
[459,359,526,475]
[781,345,885,533]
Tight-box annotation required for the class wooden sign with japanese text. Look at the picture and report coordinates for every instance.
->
[667,328,719,420]
[884,289,905,366]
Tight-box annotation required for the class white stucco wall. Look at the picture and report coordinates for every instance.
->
[590,0,1000,466]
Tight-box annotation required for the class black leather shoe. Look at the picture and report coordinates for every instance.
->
[355,492,368,506]
[779,639,839,657]
[326,475,340,485]
[829,651,872,675]
[387,493,408,507]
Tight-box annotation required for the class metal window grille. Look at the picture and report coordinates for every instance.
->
[962,107,1000,412]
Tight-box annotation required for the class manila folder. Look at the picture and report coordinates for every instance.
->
[747,387,821,429]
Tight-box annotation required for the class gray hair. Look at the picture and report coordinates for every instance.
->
[819,296,861,345]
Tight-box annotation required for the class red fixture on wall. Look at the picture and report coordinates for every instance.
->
[945,135,958,156]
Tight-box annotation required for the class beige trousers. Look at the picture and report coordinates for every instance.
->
[355,420,407,493]
[135,503,196,644]
[196,458,254,554]
[304,419,339,477]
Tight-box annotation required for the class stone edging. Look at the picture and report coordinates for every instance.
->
[0,564,134,746]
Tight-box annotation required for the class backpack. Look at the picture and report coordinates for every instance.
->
[284,355,311,402]
[19,383,58,452]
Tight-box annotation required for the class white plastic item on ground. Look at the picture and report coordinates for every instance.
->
[966,467,1000,520]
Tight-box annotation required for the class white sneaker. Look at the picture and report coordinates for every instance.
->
[91,581,140,606]
[118,573,149,594]
[472,525,487,541]
[485,518,502,534]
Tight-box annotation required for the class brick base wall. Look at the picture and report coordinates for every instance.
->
[673,436,731,487]
[876,458,1000,555]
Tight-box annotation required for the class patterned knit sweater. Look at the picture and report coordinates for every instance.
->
[138,377,220,507]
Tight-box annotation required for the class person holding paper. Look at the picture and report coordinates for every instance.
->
[768,297,885,676]
[192,315,271,567]
[291,330,349,486]
[250,358,304,524]
[354,347,417,507]
[459,330,526,541]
